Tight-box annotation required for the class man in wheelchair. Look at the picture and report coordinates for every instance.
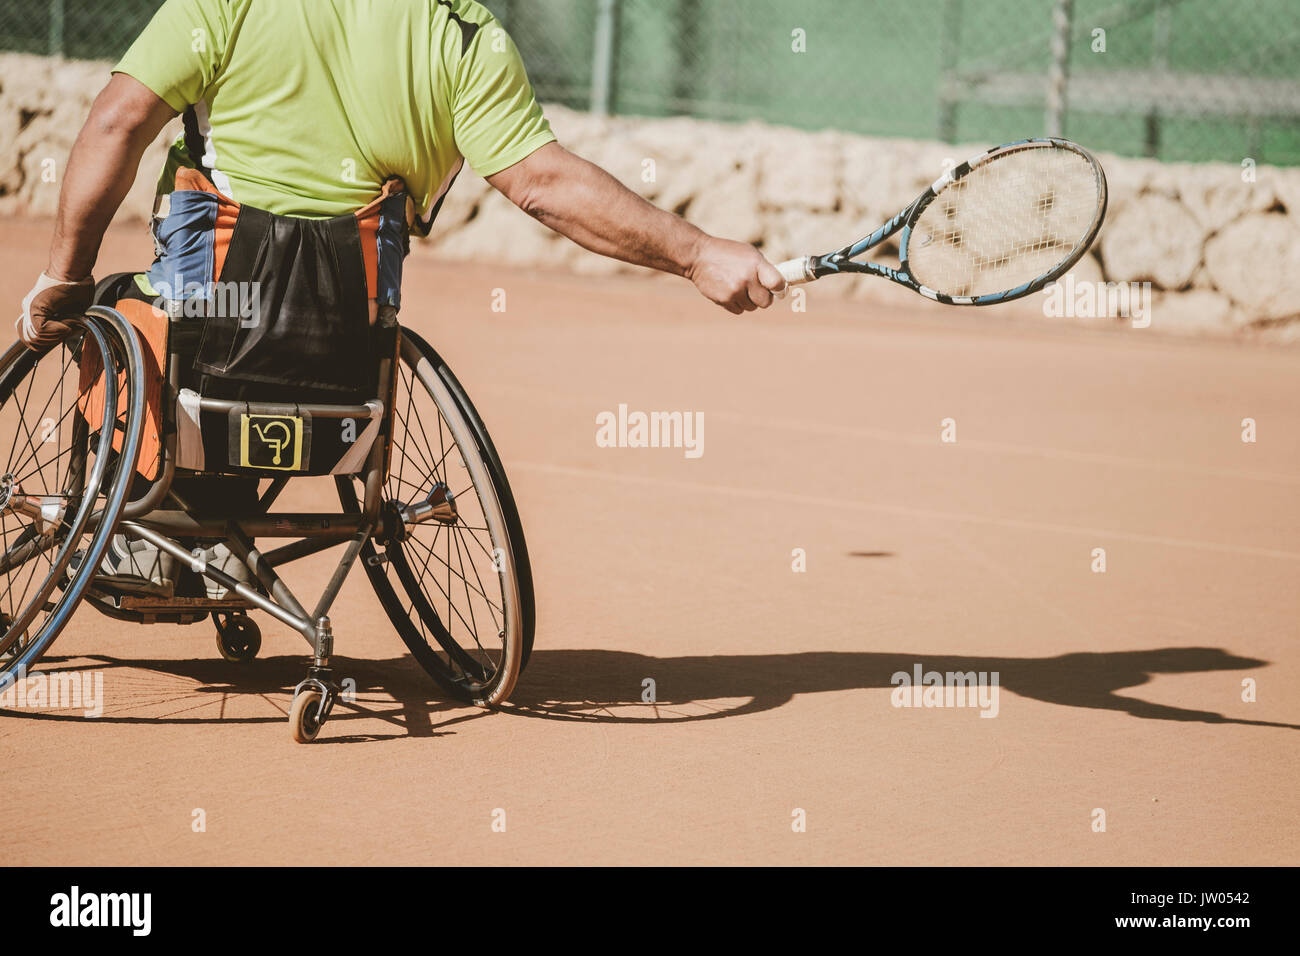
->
[7,0,786,740]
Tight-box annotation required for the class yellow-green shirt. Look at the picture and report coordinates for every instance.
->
[114,0,555,223]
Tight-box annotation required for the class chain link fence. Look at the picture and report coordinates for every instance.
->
[3,0,1297,165]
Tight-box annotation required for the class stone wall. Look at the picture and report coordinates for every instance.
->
[0,54,180,223]
[4,52,1298,339]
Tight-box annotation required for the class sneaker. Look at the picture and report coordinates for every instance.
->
[76,534,176,596]
[199,543,254,600]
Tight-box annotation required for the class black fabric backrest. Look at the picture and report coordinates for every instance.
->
[193,205,377,404]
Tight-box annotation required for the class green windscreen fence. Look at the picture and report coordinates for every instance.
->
[5,0,1297,165]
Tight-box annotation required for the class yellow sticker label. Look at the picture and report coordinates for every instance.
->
[240,414,304,471]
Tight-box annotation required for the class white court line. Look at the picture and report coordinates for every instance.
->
[479,383,1299,487]
[706,410,1300,487]
[514,461,1300,562]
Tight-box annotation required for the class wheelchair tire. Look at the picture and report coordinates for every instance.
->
[0,309,146,681]
[339,328,535,707]
[214,611,262,663]
[289,688,324,743]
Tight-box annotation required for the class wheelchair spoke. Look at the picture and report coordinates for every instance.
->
[2,490,54,620]
[395,539,490,680]
[343,330,529,705]
[391,399,448,489]
[437,512,494,567]
[420,543,493,665]
[398,382,461,486]
[14,441,76,488]
[6,347,54,465]
[408,385,445,476]
[387,411,439,496]
[391,442,439,499]
[0,517,59,577]
[445,515,452,652]
[56,351,65,486]
[452,522,504,630]
[10,545,48,619]
[7,346,78,482]
[9,377,46,483]
[397,365,420,493]
[408,521,445,584]
[396,502,499,674]
[0,314,148,674]
[404,531,503,617]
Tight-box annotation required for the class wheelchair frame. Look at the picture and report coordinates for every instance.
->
[108,304,409,736]
[101,302,493,741]
[2,303,531,742]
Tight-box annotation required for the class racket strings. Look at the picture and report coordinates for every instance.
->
[907,146,1101,298]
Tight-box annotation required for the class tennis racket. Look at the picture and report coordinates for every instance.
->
[775,138,1107,305]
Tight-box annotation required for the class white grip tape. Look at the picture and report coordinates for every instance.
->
[774,257,813,299]
[776,256,813,285]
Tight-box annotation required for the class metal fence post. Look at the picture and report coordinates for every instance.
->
[590,0,620,117]
[48,0,65,58]
[936,0,964,142]
[1145,0,1171,158]
[1044,0,1073,137]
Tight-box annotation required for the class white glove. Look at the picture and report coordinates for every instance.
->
[16,272,94,350]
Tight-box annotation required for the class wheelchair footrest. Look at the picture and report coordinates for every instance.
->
[91,590,253,616]
[90,573,175,600]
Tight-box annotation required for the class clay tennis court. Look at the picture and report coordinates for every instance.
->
[1,216,1296,866]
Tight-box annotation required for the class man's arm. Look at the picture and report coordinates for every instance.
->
[487,142,785,314]
[17,74,175,349]
[49,73,177,281]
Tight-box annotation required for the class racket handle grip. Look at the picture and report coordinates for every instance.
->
[775,256,814,286]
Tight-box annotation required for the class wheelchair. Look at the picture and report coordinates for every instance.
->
[0,303,535,742]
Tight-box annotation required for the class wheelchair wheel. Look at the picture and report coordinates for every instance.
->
[340,328,534,707]
[289,688,324,743]
[0,310,146,680]
[214,611,262,663]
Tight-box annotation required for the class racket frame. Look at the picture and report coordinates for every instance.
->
[784,138,1108,306]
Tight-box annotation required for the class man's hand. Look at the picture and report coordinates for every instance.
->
[16,273,95,350]
[686,236,787,315]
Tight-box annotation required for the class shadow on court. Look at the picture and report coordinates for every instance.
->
[4,645,1292,738]
[510,647,1293,729]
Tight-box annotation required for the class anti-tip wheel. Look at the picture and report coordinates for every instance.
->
[289,689,324,743]
[214,612,262,663]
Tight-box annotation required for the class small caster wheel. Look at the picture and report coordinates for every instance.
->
[290,689,324,743]
[0,612,19,658]
[214,612,261,663]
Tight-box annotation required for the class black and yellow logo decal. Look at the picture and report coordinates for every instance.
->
[240,414,304,471]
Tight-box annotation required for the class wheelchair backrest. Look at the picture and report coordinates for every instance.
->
[152,168,409,406]
[125,169,409,478]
